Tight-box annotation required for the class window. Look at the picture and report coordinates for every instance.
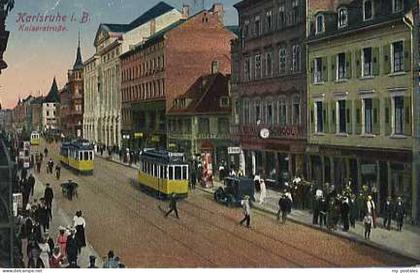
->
[392,41,404,72]
[337,53,346,80]
[364,98,373,134]
[393,0,403,13]
[267,102,274,124]
[363,47,373,76]
[266,11,272,32]
[220,96,229,107]
[243,99,250,124]
[314,57,323,83]
[254,100,261,123]
[218,118,229,134]
[255,54,261,79]
[338,100,346,133]
[278,97,287,125]
[363,0,373,21]
[266,51,273,77]
[292,45,301,72]
[175,166,182,180]
[182,166,188,180]
[244,57,251,81]
[169,166,174,180]
[278,5,285,28]
[279,48,287,74]
[292,96,300,125]
[291,0,299,24]
[315,101,324,133]
[338,8,348,27]
[394,96,404,135]
[254,16,261,36]
[316,14,325,34]
[198,118,210,134]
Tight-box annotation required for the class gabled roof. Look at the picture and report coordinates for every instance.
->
[31,96,44,104]
[128,2,175,29]
[73,34,83,70]
[44,78,60,103]
[169,73,231,114]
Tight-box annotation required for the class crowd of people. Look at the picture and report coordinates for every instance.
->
[96,144,141,166]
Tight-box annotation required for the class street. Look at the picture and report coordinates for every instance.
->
[32,142,414,267]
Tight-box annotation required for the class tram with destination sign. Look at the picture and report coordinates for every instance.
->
[138,149,189,197]
[60,139,94,175]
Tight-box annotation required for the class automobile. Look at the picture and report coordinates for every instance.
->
[214,176,255,207]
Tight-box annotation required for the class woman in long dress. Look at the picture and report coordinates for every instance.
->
[56,228,67,257]
[38,237,51,268]
[73,211,86,253]
[259,179,267,204]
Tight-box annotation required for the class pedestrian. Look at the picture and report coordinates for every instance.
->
[327,199,336,230]
[366,195,376,228]
[341,197,350,232]
[21,167,28,180]
[66,228,78,268]
[349,194,358,228]
[395,197,406,231]
[259,179,267,205]
[40,152,44,162]
[44,147,48,158]
[19,213,31,266]
[103,250,119,268]
[219,163,225,182]
[38,237,51,268]
[319,197,328,228]
[22,179,31,208]
[27,244,44,268]
[73,210,87,254]
[277,192,292,224]
[383,196,393,230]
[239,195,251,228]
[165,193,179,219]
[56,227,67,257]
[38,201,50,233]
[36,160,41,173]
[88,255,98,268]
[49,247,64,268]
[44,183,54,215]
[55,164,61,180]
[48,159,54,174]
[254,173,261,192]
[312,191,321,225]
[28,173,36,197]
[190,168,197,190]
[363,212,373,239]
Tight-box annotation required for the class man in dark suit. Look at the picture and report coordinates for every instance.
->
[383,196,393,230]
[395,197,406,231]
[349,194,358,228]
[66,230,79,268]
[341,197,350,232]
[44,184,54,217]
[28,174,36,197]
[165,193,179,219]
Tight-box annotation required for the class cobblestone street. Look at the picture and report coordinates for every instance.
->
[28,142,417,268]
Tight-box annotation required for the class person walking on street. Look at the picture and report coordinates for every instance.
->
[277,192,292,223]
[44,148,48,158]
[395,197,406,231]
[36,160,41,173]
[341,197,350,232]
[48,159,54,174]
[73,210,87,254]
[28,174,36,197]
[38,201,50,233]
[383,196,393,230]
[366,195,376,228]
[66,229,78,268]
[190,168,197,190]
[259,179,267,205]
[55,165,61,180]
[349,194,358,228]
[239,195,251,228]
[44,184,54,216]
[363,212,373,239]
[319,197,328,228]
[165,193,179,219]
[38,237,51,268]
[56,227,67,257]
[49,247,64,268]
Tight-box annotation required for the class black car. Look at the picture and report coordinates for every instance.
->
[214,176,255,207]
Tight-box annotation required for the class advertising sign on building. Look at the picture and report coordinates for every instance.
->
[228,147,241,154]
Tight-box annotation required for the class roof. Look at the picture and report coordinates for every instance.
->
[128,2,175,30]
[140,149,186,164]
[168,73,231,114]
[102,23,131,33]
[31,96,44,104]
[73,35,83,70]
[44,78,60,103]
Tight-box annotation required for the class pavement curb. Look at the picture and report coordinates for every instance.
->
[197,186,420,264]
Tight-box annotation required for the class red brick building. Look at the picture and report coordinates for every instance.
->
[231,0,307,182]
[120,4,236,149]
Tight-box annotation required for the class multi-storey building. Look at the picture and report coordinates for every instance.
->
[59,83,71,136]
[30,96,44,132]
[120,3,234,149]
[231,0,307,180]
[306,0,418,221]
[83,2,184,148]
[167,72,232,166]
[12,96,34,133]
[42,78,60,131]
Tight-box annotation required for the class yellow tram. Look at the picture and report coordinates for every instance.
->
[138,149,189,197]
[30,131,40,145]
[60,140,94,175]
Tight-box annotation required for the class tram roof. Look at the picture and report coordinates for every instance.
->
[61,140,93,150]
[140,149,186,164]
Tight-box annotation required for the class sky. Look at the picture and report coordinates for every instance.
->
[0,0,239,109]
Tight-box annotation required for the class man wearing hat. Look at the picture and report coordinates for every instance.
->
[395,197,406,231]
[383,196,393,230]
[349,194,358,228]
[165,193,179,219]
[239,195,251,228]
[88,255,98,268]
[66,228,78,268]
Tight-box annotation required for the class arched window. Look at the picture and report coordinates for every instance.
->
[315,14,325,34]
[292,95,301,125]
[338,8,348,28]
[253,98,261,124]
[292,45,301,72]
[243,98,250,124]
[266,97,275,125]
[278,96,287,126]
[363,0,373,21]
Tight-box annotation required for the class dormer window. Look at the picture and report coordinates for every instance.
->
[338,8,348,28]
[220,96,230,107]
[315,14,325,34]
[392,0,403,13]
[363,0,373,21]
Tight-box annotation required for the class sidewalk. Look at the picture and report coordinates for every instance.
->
[96,152,420,263]
[31,170,103,268]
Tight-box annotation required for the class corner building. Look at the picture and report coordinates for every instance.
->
[231,0,307,180]
[306,0,418,221]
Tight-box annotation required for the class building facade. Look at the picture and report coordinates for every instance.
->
[59,84,71,136]
[120,4,234,150]
[167,72,232,166]
[83,2,183,148]
[231,0,307,181]
[306,0,417,221]
[30,96,44,133]
[42,78,60,131]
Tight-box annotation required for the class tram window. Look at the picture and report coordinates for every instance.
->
[84,151,89,160]
[169,166,174,180]
[160,166,164,179]
[182,166,188,180]
[163,167,167,179]
[153,164,156,176]
[175,166,182,180]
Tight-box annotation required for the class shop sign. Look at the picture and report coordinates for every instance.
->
[361,164,376,174]
[134,132,143,138]
[228,147,241,154]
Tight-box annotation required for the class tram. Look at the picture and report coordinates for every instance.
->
[60,139,94,175]
[138,149,189,197]
[30,131,40,145]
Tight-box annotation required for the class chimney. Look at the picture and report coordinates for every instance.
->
[212,3,224,22]
[182,5,190,19]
